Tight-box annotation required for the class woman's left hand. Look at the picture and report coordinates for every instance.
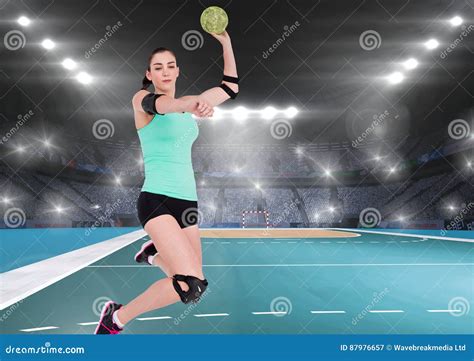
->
[210,30,231,46]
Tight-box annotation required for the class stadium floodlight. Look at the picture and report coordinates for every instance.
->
[42,139,51,147]
[76,72,93,84]
[324,169,332,177]
[389,167,397,174]
[2,197,10,204]
[285,106,299,118]
[115,176,121,184]
[55,206,63,213]
[200,180,206,186]
[329,206,335,213]
[233,106,249,122]
[387,72,404,85]
[255,183,261,189]
[17,16,31,26]
[261,106,278,120]
[449,16,463,27]
[41,38,56,50]
[62,58,77,70]
[403,58,418,70]
[295,147,304,155]
[424,38,439,50]
[16,145,25,153]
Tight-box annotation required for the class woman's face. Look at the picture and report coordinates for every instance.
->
[146,51,179,91]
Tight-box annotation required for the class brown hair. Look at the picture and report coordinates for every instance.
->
[141,47,177,90]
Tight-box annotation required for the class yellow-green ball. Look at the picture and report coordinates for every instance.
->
[200,6,228,34]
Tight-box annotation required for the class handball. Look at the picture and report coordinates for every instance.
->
[200,6,228,34]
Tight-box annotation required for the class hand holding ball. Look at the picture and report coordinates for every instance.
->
[200,6,228,34]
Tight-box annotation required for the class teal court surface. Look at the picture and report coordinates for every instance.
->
[0,228,473,335]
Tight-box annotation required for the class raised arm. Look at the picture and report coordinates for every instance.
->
[197,31,239,107]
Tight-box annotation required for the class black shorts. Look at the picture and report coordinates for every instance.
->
[137,191,199,229]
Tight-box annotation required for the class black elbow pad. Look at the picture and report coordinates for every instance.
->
[141,93,165,115]
[219,83,238,100]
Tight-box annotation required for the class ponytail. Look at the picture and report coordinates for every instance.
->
[142,75,152,90]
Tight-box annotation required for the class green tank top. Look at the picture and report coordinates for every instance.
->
[137,112,199,201]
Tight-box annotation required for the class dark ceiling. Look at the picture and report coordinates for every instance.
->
[0,0,473,147]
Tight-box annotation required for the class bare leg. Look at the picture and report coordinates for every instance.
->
[117,215,205,325]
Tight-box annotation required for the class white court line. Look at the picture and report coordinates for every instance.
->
[194,313,229,317]
[354,241,364,244]
[77,322,99,326]
[427,309,463,313]
[287,241,297,244]
[252,311,287,315]
[369,310,404,313]
[320,241,331,244]
[337,241,347,244]
[203,242,213,244]
[86,263,474,268]
[304,241,314,244]
[237,241,248,244]
[311,310,346,314]
[0,229,146,311]
[370,241,380,244]
[221,242,231,244]
[254,241,265,244]
[20,326,59,332]
[331,228,474,243]
[271,241,281,244]
[137,316,173,321]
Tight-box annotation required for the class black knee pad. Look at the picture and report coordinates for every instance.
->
[172,274,208,304]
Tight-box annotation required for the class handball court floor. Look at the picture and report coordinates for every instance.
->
[1,228,473,335]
